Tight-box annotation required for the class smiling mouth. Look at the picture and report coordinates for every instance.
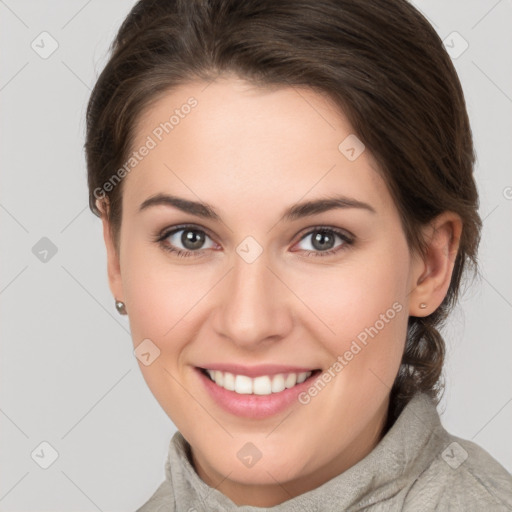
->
[198,367,322,395]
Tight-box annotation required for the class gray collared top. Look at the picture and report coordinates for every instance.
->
[136,393,512,511]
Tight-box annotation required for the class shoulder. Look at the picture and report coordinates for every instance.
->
[404,433,512,511]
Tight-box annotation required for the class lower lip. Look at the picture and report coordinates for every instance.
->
[195,367,320,419]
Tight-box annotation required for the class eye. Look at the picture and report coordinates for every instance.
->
[292,227,354,257]
[155,224,354,259]
[156,225,217,258]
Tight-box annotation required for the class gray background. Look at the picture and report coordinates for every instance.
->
[1,0,511,510]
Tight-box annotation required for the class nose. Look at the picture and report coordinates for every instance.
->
[211,250,294,350]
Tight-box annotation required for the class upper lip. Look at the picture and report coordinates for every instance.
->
[197,363,319,378]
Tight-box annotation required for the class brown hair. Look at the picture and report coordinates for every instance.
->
[85,0,481,423]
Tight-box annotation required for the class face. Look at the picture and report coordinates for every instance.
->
[103,76,427,506]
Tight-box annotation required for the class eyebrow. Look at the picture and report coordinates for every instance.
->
[138,193,376,221]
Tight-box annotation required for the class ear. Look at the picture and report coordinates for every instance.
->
[408,211,462,316]
[96,198,124,304]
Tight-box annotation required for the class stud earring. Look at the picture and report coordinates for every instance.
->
[419,303,427,309]
[115,299,127,315]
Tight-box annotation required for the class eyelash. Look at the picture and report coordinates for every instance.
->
[155,224,355,259]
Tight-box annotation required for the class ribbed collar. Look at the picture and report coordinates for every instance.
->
[163,393,449,511]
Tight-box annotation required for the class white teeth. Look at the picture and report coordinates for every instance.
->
[214,370,224,387]
[296,372,308,384]
[204,369,313,395]
[271,374,286,393]
[234,375,253,394]
[285,373,297,388]
[253,376,272,395]
[223,372,235,391]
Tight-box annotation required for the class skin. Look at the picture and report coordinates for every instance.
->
[98,75,462,506]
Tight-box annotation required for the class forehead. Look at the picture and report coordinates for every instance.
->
[123,77,392,218]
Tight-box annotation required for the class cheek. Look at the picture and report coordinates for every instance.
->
[119,237,189,355]
[296,244,410,341]
[119,243,204,428]
[290,247,410,445]
[299,241,411,392]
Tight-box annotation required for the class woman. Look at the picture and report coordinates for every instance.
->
[85,0,512,509]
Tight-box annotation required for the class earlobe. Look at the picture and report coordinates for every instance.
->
[409,212,462,316]
[97,199,124,305]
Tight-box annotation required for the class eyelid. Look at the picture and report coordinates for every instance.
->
[294,224,355,243]
[157,223,216,242]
